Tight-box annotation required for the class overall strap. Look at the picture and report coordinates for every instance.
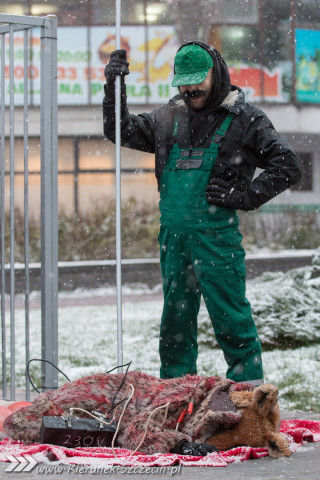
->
[173,116,179,139]
[212,112,234,144]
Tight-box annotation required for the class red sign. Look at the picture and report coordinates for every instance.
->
[229,66,281,100]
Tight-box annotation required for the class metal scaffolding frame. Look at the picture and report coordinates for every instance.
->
[0,13,58,400]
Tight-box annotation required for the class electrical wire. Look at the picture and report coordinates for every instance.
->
[27,359,172,457]
[107,361,132,414]
[26,359,131,398]
[107,361,132,375]
[27,358,158,455]
[111,383,135,457]
[26,358,71,393]
[70,387,172,457]
[68,407,116,426]
[93,361,132,416]
[110,382,171,458]
[127,401,170,457]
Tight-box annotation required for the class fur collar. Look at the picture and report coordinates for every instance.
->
[220,89,239,107]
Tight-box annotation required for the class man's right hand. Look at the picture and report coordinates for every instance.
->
[104,49,130,82]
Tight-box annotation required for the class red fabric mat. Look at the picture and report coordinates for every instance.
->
[0,419,319,468]
[280,419,320,443]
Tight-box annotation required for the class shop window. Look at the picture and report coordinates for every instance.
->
[4,173,41,217]
[75,0,171,26]
[76,137,157,212]
[4,138,41,173]
[291,152,313,191]
[209,26,259,65]
[25,0,89,25]
[120,1,145,24]
[78,138,114,170]
[0,2,27,15]
[213,0,259,24]
[296,0,320,27]
[262,24,293,102]
[90,0,116,26]
[56,0,89,26]
[143,1,171,25]
[30,1,58,16]
[58,174,75,214]
[261,0,291,24]
[58,139,75,172]
[78,137,154,170]
[78,172,157,213]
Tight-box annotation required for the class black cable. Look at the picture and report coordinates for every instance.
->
[27,358,132,421]
[26,358,71,394]
[106,361,132,375]
[108,361,132,413]
[93,361,132,416]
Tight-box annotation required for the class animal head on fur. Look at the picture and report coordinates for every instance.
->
[206,383,291,458]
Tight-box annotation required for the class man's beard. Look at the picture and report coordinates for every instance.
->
[181,89,209,109]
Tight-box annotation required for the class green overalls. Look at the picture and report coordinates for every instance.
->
[158,113,263,383]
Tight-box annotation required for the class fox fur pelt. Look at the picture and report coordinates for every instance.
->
[3,371,290,457]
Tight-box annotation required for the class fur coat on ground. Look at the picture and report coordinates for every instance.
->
[3,371,290,457]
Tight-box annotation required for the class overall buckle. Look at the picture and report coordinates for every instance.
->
[177,149,204,169]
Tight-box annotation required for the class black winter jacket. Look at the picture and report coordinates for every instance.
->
[103,44,301,211]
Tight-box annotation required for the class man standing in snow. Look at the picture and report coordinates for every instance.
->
[103,41,301,385]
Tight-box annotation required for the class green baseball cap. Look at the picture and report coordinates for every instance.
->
[172,44,214,87]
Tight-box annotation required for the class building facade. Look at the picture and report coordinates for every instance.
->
[1,0,320,215]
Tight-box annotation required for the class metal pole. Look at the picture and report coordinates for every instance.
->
[9,23,16,401]
[115,0,123,372]
[144,0,149,105]
[291,0,297,104]
[40,15,58,391]
[0,32,7,399]
[23,28,31,401]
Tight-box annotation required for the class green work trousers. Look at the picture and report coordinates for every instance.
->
[158,219,263,383]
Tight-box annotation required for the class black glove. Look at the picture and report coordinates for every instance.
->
[171,439,219,456]
[206,177,254,211]
[104,49,129,82]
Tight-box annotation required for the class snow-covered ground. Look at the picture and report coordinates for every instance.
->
[3,252,320,413]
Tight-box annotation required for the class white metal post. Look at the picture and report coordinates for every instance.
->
[0,32,7,399]
[9,23,16,401]
[40,15,58,391]
[115,0,123,372]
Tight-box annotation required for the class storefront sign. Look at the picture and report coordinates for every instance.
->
[229,65,282,102]
[1,25,288,105]
[295,28,320,104]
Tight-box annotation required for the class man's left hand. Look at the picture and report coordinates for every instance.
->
[206,178,247,210]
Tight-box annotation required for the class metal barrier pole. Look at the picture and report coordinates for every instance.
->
[9,23,16,401]
[0,32,7,399]
[40,16,58,391]
[23,28,31,401]
[115,0,123,372]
